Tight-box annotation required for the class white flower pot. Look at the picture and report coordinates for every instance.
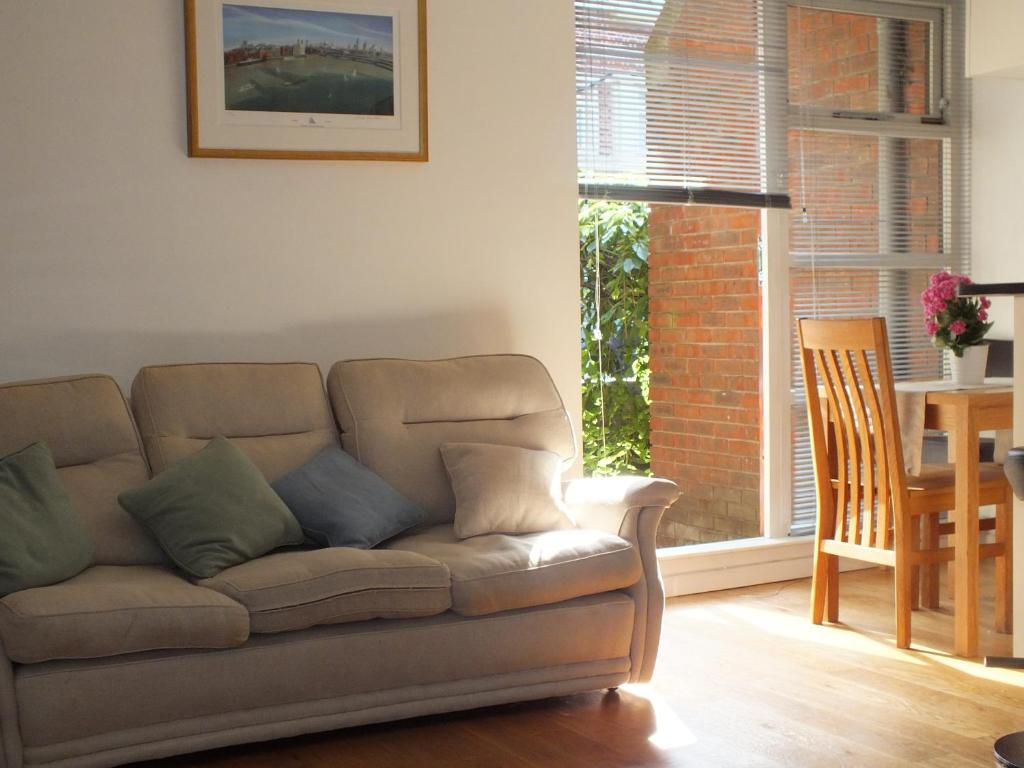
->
[949,344,989,385]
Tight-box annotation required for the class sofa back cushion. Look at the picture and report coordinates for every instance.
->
[0,375,165,565]
[131,362,339,481]
[326,355,576,525]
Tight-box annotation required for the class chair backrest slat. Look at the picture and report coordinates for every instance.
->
[798,317,910,551]
[839,349,875,547]
[853,349,886,548]
[815,348,849,541]
[826,349,862,543]
[874,324,910,546]
[800,347,837,541]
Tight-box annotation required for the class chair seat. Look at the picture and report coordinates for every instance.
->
[906,462,1007,491]
[198,548,452,633]
[831,462,1011,513]
[0,566,250,664]
[385,525,641,616]
[906,462,1011,515]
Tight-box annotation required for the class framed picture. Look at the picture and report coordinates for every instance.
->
[185,0,427,160]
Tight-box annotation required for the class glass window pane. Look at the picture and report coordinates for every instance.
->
[787,6,932,116]
[788,130,945,265]
[786,127,953,536]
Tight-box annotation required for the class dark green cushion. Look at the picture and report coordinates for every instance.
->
[118,437,303,579]
[0,442,93,597]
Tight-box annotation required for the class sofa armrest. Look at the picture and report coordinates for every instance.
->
[564,476,679,536]
[0,640,19,768]
[563,476,679,683]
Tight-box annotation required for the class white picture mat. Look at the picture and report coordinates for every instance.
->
[193,0,421,153]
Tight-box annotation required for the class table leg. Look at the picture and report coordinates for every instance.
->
[921,515,941,609]
[954,406,981,658]
[911,526,921,612]
[946,433,957,601]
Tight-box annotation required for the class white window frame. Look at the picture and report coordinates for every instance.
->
[659,0,963,596]
[789,0,945,123]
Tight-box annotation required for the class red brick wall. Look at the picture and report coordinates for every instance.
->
[787,8,880,112]
[648,206,762,547]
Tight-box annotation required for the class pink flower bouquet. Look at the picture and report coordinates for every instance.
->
[921,272,993,357]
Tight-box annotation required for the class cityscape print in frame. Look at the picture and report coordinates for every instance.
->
[185,0,427,160]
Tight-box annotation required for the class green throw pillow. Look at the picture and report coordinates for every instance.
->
[0,442,93,596]
[118,437,303,579]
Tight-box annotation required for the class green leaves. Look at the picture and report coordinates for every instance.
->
[579,200,651,476]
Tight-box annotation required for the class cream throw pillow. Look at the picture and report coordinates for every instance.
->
[440,442,574,539]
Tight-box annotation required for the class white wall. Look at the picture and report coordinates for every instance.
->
[971,76,1024,339]
[0,0,582,444]
[967,0,1024,79]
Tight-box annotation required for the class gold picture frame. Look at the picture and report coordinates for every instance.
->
[185,0,427,161]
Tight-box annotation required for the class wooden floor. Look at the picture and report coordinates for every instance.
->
[140,564,1020,768]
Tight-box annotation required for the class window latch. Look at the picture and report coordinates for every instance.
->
[830,111,893,121]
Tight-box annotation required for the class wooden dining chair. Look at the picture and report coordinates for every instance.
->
[798,317,1013,649]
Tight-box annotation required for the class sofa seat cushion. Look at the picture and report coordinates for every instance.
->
[197,548,452,633]
[15,594,635,756]
[385,525,641,616]
[0,566,249,664]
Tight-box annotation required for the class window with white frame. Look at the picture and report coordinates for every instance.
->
[576,0,789,206]
[576,0,790,550]
[785,0,970,535]
[575,0,971,559]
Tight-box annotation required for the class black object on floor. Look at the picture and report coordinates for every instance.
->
[1006,447,1024,501]
[996,732,1024,767]
[992,456,1024,767]
[986,656,1024,670]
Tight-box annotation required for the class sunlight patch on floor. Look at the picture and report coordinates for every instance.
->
[621,684,698,751]
[715,602,928,665]
[666,604,734,625]
[912,647,1024,689]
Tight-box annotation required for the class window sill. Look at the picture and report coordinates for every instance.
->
[657,536,874,597]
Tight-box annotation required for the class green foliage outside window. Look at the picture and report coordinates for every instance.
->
[579,199,651,476]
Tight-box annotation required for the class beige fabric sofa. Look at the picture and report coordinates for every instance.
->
[0,356,679,768]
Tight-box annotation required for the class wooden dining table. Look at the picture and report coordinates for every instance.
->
[894,380,1014,657]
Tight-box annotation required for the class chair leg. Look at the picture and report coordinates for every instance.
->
[995,500,1013,634]
[895,557,913,649]
[911,518,922,611]
[827,554,839,623]
[811,546,830,625]
[921,515,941,609]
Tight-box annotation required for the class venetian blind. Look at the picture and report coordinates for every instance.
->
[576,0,791,208]
[788,2,971,535]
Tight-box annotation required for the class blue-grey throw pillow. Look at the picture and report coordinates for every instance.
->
[271,447,426,548]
